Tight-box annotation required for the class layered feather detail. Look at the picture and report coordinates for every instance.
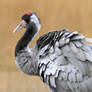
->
[37,29,92,92]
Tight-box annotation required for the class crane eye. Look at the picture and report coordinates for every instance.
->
[22,14,31,23]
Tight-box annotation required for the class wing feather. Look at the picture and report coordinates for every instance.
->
[37,29,92,92]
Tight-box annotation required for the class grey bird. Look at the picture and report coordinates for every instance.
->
[13,12,92,92]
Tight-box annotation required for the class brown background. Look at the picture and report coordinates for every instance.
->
[0,0,92,92]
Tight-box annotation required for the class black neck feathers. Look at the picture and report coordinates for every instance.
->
[15,22,37,56]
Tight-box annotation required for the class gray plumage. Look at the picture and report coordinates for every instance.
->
[14,12,92,92]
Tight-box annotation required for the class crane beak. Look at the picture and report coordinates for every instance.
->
[13,20,26,33]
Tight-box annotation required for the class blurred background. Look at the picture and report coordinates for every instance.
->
[0,0,92,92]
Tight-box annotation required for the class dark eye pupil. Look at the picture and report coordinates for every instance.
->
[22,15,30,23]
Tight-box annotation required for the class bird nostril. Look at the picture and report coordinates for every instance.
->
[20,20,27,27]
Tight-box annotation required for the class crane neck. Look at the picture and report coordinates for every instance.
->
[15,22,38,56]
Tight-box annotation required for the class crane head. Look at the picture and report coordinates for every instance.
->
[13,12,41,33]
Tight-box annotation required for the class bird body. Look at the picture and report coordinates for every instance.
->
[14,12,92,92]
[37,30,92,92]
